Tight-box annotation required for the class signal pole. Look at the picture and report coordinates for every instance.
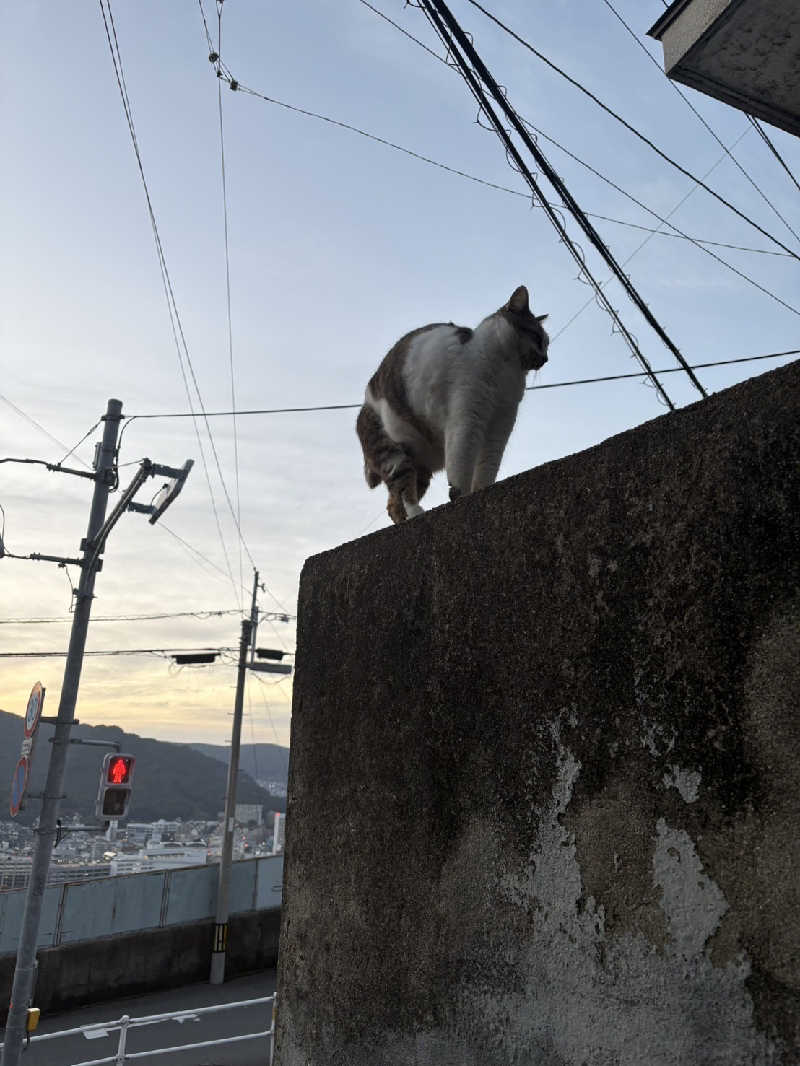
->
[210,569,259,984]
[1,402,193,1066]
[1,399,123,1066]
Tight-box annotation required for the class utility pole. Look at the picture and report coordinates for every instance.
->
[1,399,122,1066]
[1,402,192,1066]
[210,569,259,984]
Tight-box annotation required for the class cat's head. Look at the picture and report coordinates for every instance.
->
[501,285,549,371]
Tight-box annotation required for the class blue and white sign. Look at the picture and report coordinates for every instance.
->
[24,682,45,738]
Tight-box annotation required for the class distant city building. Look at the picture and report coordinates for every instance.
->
[126,822,154,845]
[272,812,285,855]
[0,858,111,891]
[109,841,207,876]
[124,819,181,846]
[258,779,288,798]
[235,804,263,826]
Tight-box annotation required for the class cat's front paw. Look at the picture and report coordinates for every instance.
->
[448,484,462,502]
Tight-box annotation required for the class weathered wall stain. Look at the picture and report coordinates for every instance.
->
[276,361,800,1065]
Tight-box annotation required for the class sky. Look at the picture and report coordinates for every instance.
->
[2,0,798,751]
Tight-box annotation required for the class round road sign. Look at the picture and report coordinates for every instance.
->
[10,756,30,817]
[24,682,45,738]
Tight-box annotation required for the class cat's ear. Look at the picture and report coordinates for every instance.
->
[535,314,549,323]
[507,286,529,313]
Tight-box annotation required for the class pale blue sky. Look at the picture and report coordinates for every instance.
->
[2,0,798,746]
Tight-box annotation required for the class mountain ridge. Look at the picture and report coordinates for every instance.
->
[0,710,287,826]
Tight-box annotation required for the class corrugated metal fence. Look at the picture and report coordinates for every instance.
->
[0,855,283,954]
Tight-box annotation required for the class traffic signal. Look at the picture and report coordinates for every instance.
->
[95,753,136,819]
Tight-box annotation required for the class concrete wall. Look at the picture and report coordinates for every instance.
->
[0,907,280,1018]
[0,855,282,1017]
[276,361,800,1065]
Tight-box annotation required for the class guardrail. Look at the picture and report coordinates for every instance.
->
[1,993,276,1065]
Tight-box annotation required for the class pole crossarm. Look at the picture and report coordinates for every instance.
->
[0,458,97,481]
[28,553,87,568]
[0,402,194,1066]
[84,461,154,570]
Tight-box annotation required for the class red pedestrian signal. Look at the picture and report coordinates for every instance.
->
[95,752,136,820]
[107,756,132,785]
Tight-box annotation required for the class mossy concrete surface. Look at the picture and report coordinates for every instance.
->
[277,361,800,1066]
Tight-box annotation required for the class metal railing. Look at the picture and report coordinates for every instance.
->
[2,993,276,1066]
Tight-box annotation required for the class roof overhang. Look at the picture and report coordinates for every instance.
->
[648,0,800,137]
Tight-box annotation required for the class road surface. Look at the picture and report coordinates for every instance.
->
[7,969,276,1066]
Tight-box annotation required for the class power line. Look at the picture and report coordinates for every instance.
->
[219,12,672,406]
[0,610,243,625]
[0,395,93,468]
[200,37,788,263]
[356,0,795,265]
[524,351,799,391]
[121,352,798,420]
[99,0,242,610]
[357,0,446,62]
[213,0,244,600]
[420,0,703,405]
[551,126,799,343]
[524,122,800,321]
[599,0,800,246]
[157,521,252,599]
[351,0,798,322]
[460,0,800,263]
[587,214,789,256]
[198,11,295,633]
[0,647,238,659]
[0,385,257,617]
[747,115,800,198]
[58,420,103,468]
[250,673,287,747]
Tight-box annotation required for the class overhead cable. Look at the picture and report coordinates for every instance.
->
[354,0,799,322]
[600,0,800,246]
[0,647,238,659]
[355,0,790,263]
[747,115,800,198]
[213,0,244,598]
[552,126,800,342]
[420,0,703,404]
[0,610,243,625]
[120,353,798,421]
[526,122,800,320]
[99,0,242,609]
[462,0,800,263]
[0,394,91,467]
[209,59,790,265]
[413,4,672,408]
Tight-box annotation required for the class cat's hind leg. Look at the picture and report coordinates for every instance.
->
[385,461,430,523]
[387,491,407,525]
[390,461,426,520]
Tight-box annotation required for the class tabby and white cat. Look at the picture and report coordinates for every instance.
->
[356,285,549,524]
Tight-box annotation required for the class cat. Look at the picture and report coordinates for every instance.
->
[356,285,549,524]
